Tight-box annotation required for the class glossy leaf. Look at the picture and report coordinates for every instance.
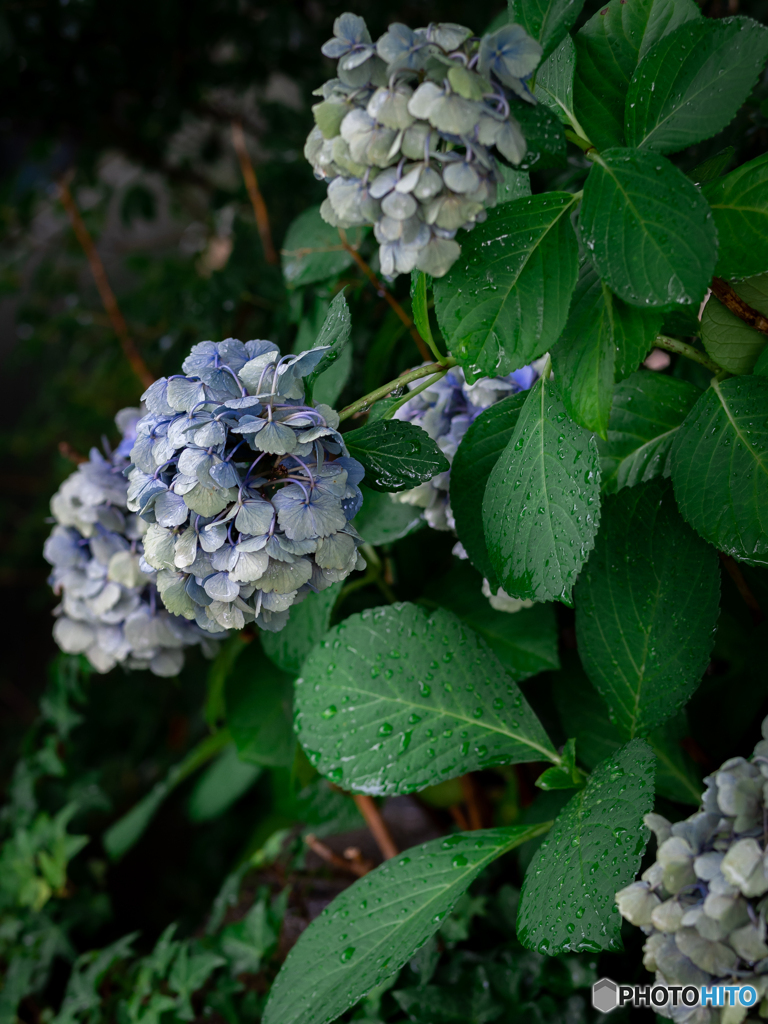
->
[514,99,568,171]
[434,193,579,382]
[410,271,434,353]
[625,18,768,155]
[344,420,449,493]
[353,485,424,546]
[598,371,702,494]
[580,148,718,308]
[517,739,655,955]
[282,207,364,288]
[551,261,662,437]
[483,378,601,605]
[451,393,527,588]
[574,0,700,150]
[574,480,720,738]
[263,824,550,1024]
[226,642,295,767]
[703,153,768,278]
[701,274,768,375]
[534,36,577,127]
[671,375,768,567]
[294,602,558,795]
[261,585,340,677]
[552,660,700,805]
[510,0,586,60]
[307,289,351,387]
[425,562,560,682]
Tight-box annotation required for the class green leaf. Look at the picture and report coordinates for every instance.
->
[670,375,768,567]
[434,193,579,382]
[226,641,295,767]
[574,479,720,738]
[281,207,364,288]
[517,738,655,955]
[261,584,341,677]
[410,271,434,353]
[703,153,768,278]
[580,148,718,308]
[701,274,768,375]
[534,36,577,127]
[424,562,560,682]
[262,824,550,1024]
[756,347,768,376]
[514,99,568,170]
[306,289,351,383]
[689,146,736,186]
[574,0,700,150]
[498,164,532,203]
[535,739,583,790]
[353,485,425,546]
[551,261,662,437]
[187,744,262,823]
[598,370,701,494]
[483,378,601,604]
[344,420,449,493]
[625,18,768,155]
[294,603,558,795]
[451,392,527,588]
[552,659,700,805]
[509,0,586,61]
[103,731,229,859]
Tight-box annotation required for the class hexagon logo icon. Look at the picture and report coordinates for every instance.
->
[592,978,619,1013]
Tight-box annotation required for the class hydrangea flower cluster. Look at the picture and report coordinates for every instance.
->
[44,409,216,677]
[127,339,366,635]
[616,718,768,1023]
[307,13,542,278]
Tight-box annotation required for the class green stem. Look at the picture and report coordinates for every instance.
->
[383,369,449,419]
[338,544,397,606]
[565,128,595,154]
[338,358,457,422]
[655,335,723,375]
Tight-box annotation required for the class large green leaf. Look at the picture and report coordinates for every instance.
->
[483,378,601,605]
[551,261,662,438]
[534,36,577,127]
[625,18,768,155]
[294,603,558,795]
[517,739,655,955]
[344,420,449,493]
[451,392,527,588]
[580,148,718,308]
[703,154,768,279]
[353,485,424,547]
[261,584,341,677]
[574,480,720,738]
[281,207,364,288]
[574,0,700,150]
[553,659,700,804]
[434,193,579,382]
[598,371,702,494]
[510,0,586,61]
[263,824,549,1024]
[701,274,768,376]
[226,642,295,767]
[425,562,560,682]
[513,99,568,171]
[670,375,768,567]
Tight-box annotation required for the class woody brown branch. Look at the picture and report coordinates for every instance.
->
[337,229,432,362]
[304,834,370,877]
[352,794,399,860]
[231,121,279,266]
[711,277,768,336]
[58,176,154,390]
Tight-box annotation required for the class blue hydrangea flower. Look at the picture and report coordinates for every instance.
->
[127,338,366,634]
[44,409,217,676]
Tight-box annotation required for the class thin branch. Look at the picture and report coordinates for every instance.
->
[57,176,154,390]
[654,335,722,375]
[352,794,399,860]
[448,805,470,831]
[337,228,432,362]
[460,774,484,831]
[304,834,369,877]
[338,358,456,422]
[719,553,764,626]
[58,441,87,465]
[711,277,768,336]
[231,121,279,266]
